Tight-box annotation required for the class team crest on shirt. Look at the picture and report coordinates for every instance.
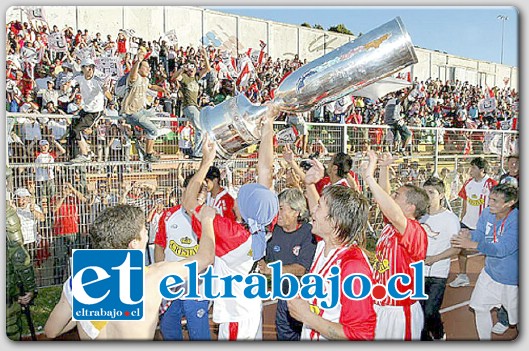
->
[292,245,300,256]
[468,194,484,206]
[180,236,192,245]
[373,254,390,273]
[168,239,198,257]
[273,245,281,253]
[309,304,321,315]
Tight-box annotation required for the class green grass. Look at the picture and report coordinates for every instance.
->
[21,285,62,338]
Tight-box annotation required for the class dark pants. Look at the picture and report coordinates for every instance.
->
[420,276,447,340]
[497,306,509,326]
[275,299,302,340]
[390,121,412,148]
[53,234,79,285]
[159,299,211,340]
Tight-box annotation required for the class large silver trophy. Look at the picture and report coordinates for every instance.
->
[199,17,418,158]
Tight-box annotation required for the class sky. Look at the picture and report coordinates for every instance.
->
[206,6,519,67]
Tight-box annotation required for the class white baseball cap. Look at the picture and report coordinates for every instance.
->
[81,58,96,67]
[14,187,31,198]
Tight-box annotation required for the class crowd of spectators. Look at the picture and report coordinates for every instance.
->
[6,19,519,164]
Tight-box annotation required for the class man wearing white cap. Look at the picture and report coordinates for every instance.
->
[14,187,45,255]
[62,57,112,163]
[34,139,65,206]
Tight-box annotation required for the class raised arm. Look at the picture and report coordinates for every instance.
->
[361,150,407,234]
[257,104,280,189]
[283,144,306,183]
[303,158,326,216]
[128,48,146,84]
[182,134,216,214]
[197,46,211,80]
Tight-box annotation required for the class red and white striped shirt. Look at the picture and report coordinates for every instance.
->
[458,176,498,229]
[373,218,427,307]
[206,188,236,222]
[301,241,376,340]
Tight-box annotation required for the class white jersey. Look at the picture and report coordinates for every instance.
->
[459,176,498,229]
[35,152,56,181]
[155,205,205,296]
[191,213,261,324]
[16,204,43,244]
[420,209,461,278]
[73,74,106,112]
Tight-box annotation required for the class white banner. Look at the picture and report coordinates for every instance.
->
[276,126,298,145]
[478,98,497,113]
[76,46,95,61]
[95,56,123,81]
[162,29,178,46]
[48,32,68,53]
[20,46,39,64]
[120,29,136,38]
[25,6,47,23]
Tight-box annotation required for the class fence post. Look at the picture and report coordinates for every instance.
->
[433,127,440,177]
[341,124,348,154]
[500,131,506,174]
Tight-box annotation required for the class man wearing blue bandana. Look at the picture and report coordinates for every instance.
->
[184,104,280,340]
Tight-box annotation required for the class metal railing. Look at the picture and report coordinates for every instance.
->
[6,111,517,288]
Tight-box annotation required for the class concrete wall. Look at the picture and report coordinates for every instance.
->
[6,5,518,90]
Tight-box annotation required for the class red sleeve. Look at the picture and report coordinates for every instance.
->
[192,206,250,257]
[458,178,471,200]
[153,208,176,248]
[315,177,330,196]
[487,178,499,188]
[398,219,428,261]
[339,249,376,340]
[221,193,237,222]
[349,171,362,192]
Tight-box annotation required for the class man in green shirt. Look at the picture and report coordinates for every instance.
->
[170,46,211,158]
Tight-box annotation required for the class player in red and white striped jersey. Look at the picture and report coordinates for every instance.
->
[204,165,238,222]
[449,157,498,288]
[361,151,429,340]
[287,158,376,340]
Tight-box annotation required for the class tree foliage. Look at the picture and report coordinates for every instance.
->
[328,23,353,35]
[300,22,312,28]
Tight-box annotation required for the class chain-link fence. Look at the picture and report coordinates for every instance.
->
[6,112,517,288]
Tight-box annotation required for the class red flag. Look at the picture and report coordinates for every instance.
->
[485,84,495,98]
[236,62,250,87]
[464,139,472,155]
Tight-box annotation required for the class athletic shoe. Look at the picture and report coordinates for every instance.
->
[449,274,470,288]
[69,154,91,163]
[144,153,160,162]
[491,322,509,335]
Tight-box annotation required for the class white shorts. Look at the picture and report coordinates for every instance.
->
[469,269,518,325]
[217,316,262,340]
[374,302,423,340]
